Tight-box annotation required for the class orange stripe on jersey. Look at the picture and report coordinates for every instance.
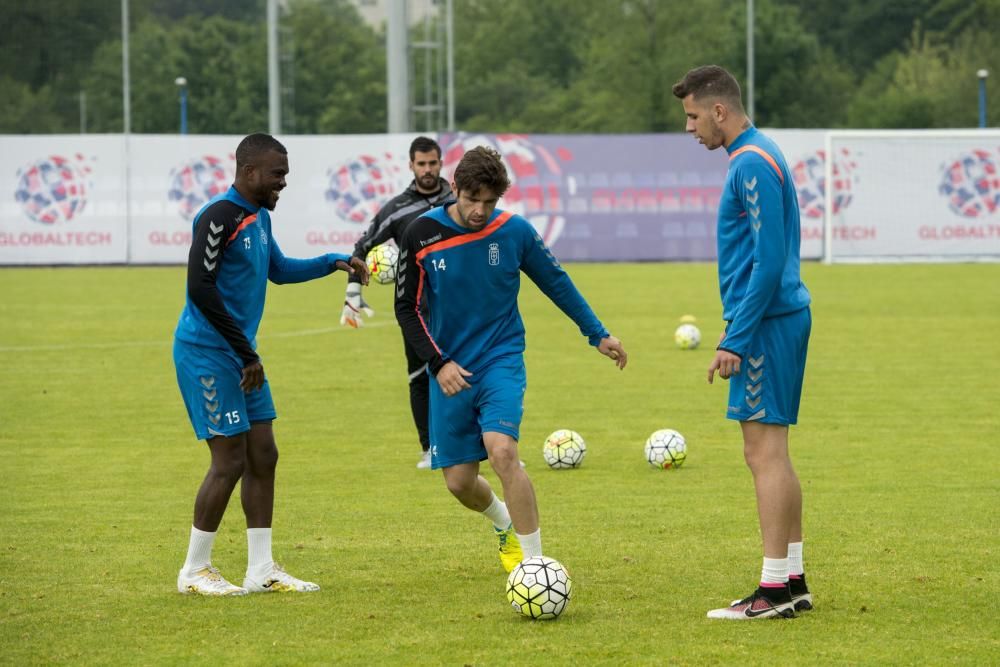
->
[413,261,443,357]
[227,213,258,244]
[729,146,784,184]
[415,210,514,261]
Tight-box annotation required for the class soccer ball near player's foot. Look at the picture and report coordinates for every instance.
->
[674,323,701,350]
[365,243,399,284]
[645,429,687,469]
[506,556,573,620]
[542,429,586,469]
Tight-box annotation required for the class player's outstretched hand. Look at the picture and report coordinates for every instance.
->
[436,361,472,396]
[598,336,628,370]
[340,283,375,328]
[336,256,370,286]
[240,360,265,392]
[707,349,741,384]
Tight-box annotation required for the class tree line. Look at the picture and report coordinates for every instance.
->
[2,0,997,135]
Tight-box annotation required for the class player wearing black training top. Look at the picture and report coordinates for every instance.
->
[339,136,452,469]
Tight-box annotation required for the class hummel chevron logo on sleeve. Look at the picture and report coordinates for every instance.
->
[744,176,757,191]
[204,220,222,271]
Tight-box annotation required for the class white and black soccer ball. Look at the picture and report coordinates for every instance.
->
[644,429,687,470]
[674,323,701,350]
[506,556,573,620]
[542,429,587,469]
[365,243,399,285]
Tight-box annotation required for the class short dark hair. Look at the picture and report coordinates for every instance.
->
[671,65,744,111]
[409,136,441,161]
[235,133,287,170]
[453,146,510,197]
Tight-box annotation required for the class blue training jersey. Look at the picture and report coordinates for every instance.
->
[394,204,609,375]
[175,186,349,365]
[717,126,811,358]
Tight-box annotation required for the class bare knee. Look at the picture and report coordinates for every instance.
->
[245,423,279,477]
[444,473,474,499]
[247,441,278,477]
[208,454,246,485]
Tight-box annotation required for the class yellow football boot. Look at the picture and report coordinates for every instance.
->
[495,524,523,573]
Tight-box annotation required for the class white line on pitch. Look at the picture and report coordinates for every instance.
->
[0,321,390,353]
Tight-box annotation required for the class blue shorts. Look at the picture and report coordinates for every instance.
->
[428,357,527,469]
[173,339,276,440]
[726,307,811,426]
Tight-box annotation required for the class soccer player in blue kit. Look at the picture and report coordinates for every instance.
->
[394,146,627,572]
[673,66,814,619]
[173,133,368,596]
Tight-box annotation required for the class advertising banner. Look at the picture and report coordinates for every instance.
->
[2,130,997,265]
[828,132,1000,261]
[0,136,127,264]
[439,133,729,261]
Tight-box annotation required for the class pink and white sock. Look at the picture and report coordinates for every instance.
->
[760,556,789,587]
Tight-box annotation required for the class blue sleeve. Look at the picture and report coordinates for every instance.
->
[721,160,785,357]
[519,223,609,346]
[268,233,349,285]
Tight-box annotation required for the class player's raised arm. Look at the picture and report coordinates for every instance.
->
[519,223,625,368]
[265,220,361,285]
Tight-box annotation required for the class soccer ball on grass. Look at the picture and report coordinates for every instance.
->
[365,243,399,284]
[644,429,687,469]
[674,323,701,350]
[506,556,573,620]
[542,429,586,469]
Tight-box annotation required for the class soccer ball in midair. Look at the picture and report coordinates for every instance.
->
[365,243,399,284]
[506,556,573,620]
[645,429,687,469]
[674,323,701,350]
[542,429,586,469]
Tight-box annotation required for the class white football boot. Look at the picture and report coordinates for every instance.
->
[243,562,320,593]
[177,566,248,596]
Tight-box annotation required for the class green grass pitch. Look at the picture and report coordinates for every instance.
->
[1,262,998,665]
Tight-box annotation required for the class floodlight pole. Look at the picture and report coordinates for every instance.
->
[386,0,409,132]
[446,0,455,131]
[267,0,281,135]
[121,0,131,134]
[978,69,989,128]
[175,77,188,134]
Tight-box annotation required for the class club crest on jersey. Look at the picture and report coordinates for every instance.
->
[259,227,268,245]
[488,242,500,266]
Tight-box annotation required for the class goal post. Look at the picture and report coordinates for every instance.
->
[821,129,1000,263]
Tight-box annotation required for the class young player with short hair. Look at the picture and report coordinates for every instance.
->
[394,146,627,573]
[672,65,814,620]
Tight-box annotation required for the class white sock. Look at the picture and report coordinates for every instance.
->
[247,527,274,574]
[517,529,542,559]
[183,526,215,572]
[482,493,512,530]
[788,541,804,576]
[761,557,789,586]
